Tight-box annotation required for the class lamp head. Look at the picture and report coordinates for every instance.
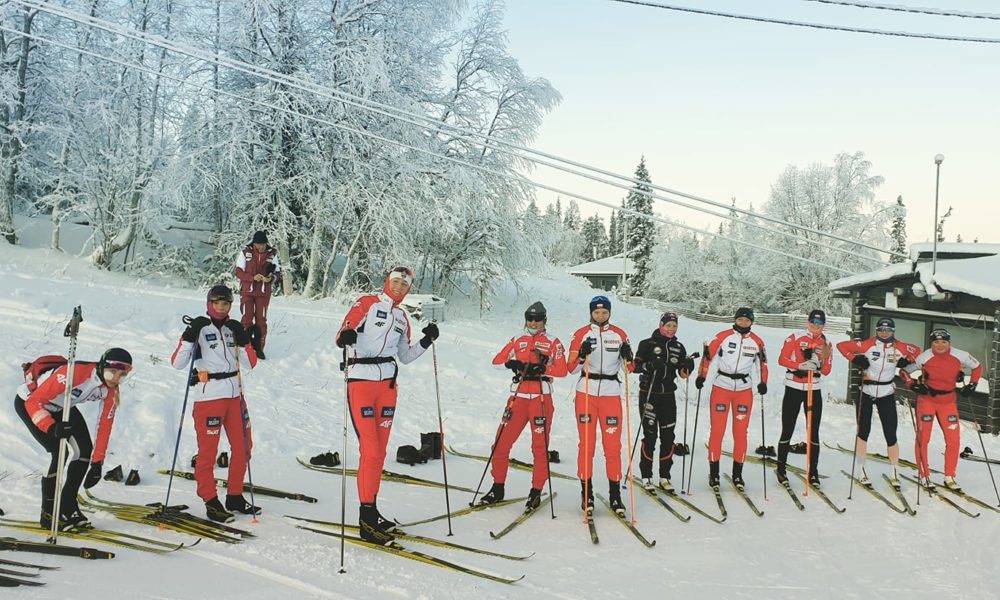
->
[934,154,945,165]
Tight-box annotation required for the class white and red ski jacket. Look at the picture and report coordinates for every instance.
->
[22,364,118,462]
[904,347,982,396]
[492,330,568,398]
[567,323,632,397]
[235,244,281,297]
[171,320,257,402]
[698,328,768,392]
[336,293,427,382]
[836,337,921,398]
[778,330,833,391]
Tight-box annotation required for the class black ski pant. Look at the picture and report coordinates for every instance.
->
[857,393,898,446]
[638,388,676,480]
[776,387,823,474]
[14,395,93,514]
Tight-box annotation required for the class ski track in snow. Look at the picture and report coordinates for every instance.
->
[2,236,999,599]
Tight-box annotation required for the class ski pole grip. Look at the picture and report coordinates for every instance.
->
[64,305,83,337]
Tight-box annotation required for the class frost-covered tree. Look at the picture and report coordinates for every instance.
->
[563,199,581,231]
[889,195,907,264]
[622,157,655,295]
[607,209,622,255]
[579,214,607,262]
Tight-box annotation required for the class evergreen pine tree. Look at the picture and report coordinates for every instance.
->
[563,200,582,231]
[623,157,655,295]
[580,214,608,262]
[889,195,907,263]
[608,210,621,255]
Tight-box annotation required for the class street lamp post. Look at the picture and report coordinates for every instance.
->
[932,154,944,277]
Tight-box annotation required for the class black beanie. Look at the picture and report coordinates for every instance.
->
[252,231,268,244]
[525,302,547,322]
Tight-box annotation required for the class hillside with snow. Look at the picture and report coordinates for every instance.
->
[1,234,999,599]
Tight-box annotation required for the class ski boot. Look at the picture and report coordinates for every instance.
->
[359,503,395,545]
[641,477,655,491]
[808,470,821,489]
[60,508,92,530]
[608,482,626,517]
[943,477,962,493]
[658,478,674,493]
[580,479,595,516]
[478,482,505,505]
[919,476,936,492]
[205,497,235,523]
[887,468,900,490]
[731,462,745,491]
[39,475,56,529]
[225,494,261,516]
[775,465,789,485]
[525,488,542,512]
[708,461,720,490]
[373,500,397,532]
[858,467,871,487]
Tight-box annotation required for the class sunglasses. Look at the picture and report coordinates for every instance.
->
[876,326,895,332]
[809,319,826,326]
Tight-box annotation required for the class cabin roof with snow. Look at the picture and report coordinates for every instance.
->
[829,242,1000,303]
[568,254,635,276]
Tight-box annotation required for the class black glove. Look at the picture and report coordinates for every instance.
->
[682,357,696,373]
[896,357,911,369]
[578,339,595,360]
[910,383,930,395]
[84,462,103,489]
[960,383,977,397]
[695,376,706,390]
[226,320,251,346]
[802,348,814,361]
[757,382,768,395]
[182,316,211,343]
[644,355,667,373]
[337,328,358,347]
[851,355,870,370]
[620,343,634,362]
[504,360,526,374]
[525,363,547,377]
[51,421,74,439]
[422,323,439,341]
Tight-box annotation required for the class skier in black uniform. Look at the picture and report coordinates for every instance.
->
[631,312,694,492]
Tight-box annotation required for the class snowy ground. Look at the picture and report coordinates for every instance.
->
[2,226,999,599]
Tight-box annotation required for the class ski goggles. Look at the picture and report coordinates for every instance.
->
[388,266,414,286]
[102,361,132,375]
[929,328,951,341]
[875,325,895,333]
[809,318,826,326]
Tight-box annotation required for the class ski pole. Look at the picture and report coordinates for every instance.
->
[163,320,198,519]
[622,361,636,524]
[759,390,767,502]
[541,393,556,520]
[906,392,922,505]
[49,306,82,544]
[233,345,258,525]
[628,362,662,472]
[430,336,454,536]
[848,384,864,500]
[686,386,703,496]
[469,372,526,505]
[339,342,351,574]
[682,369,690,494]
[973,419,1000,507]
[582,357,591,524]
[804,371,814,497]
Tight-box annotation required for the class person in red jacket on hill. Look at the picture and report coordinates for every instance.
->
[696,307,768,491]
[15,347,133,529]
[479,302,568,512]
[171,285,259,523]
[835,317,921,487]
[903,328,982,492]
[775,309,833,486]
[335,266,439,544]
[235,231,281,359]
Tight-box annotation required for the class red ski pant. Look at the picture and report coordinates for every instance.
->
[490,394,554,490]
[240,294,270,351]
[707,387,753,464]
[575,392,623,482]
[192,397,252,501]
[914,394,960,478]
[348,380,397,504]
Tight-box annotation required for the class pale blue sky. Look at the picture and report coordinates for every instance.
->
[502,0,999,249]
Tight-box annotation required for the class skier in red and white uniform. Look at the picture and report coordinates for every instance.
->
[234,230,281,359]
[566,296,632,516]
[479,302,568,511]
[171,285,258,523]
[903,328,982,491]
[696,307,768,490]
[835,317,921,486]
[335,266,438,544]
[15,348,132,529]
[774,309,834,487]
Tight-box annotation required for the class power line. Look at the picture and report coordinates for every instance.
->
[0,25,853,275]
[800,0,1000,21]
[606,0,1000,43]
[12,0,905,261]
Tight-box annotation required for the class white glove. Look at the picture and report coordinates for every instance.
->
[797,359,821,372]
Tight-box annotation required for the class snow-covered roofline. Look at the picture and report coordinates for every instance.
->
[568,254,636,276]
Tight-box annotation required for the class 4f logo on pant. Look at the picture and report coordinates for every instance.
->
[736,404,749,420]
[533,416,546,433]
[206,416,221,436]
[947,414,959,429]
[380,420,393,429]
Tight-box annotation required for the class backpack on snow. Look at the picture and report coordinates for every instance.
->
[21,355,95,393]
